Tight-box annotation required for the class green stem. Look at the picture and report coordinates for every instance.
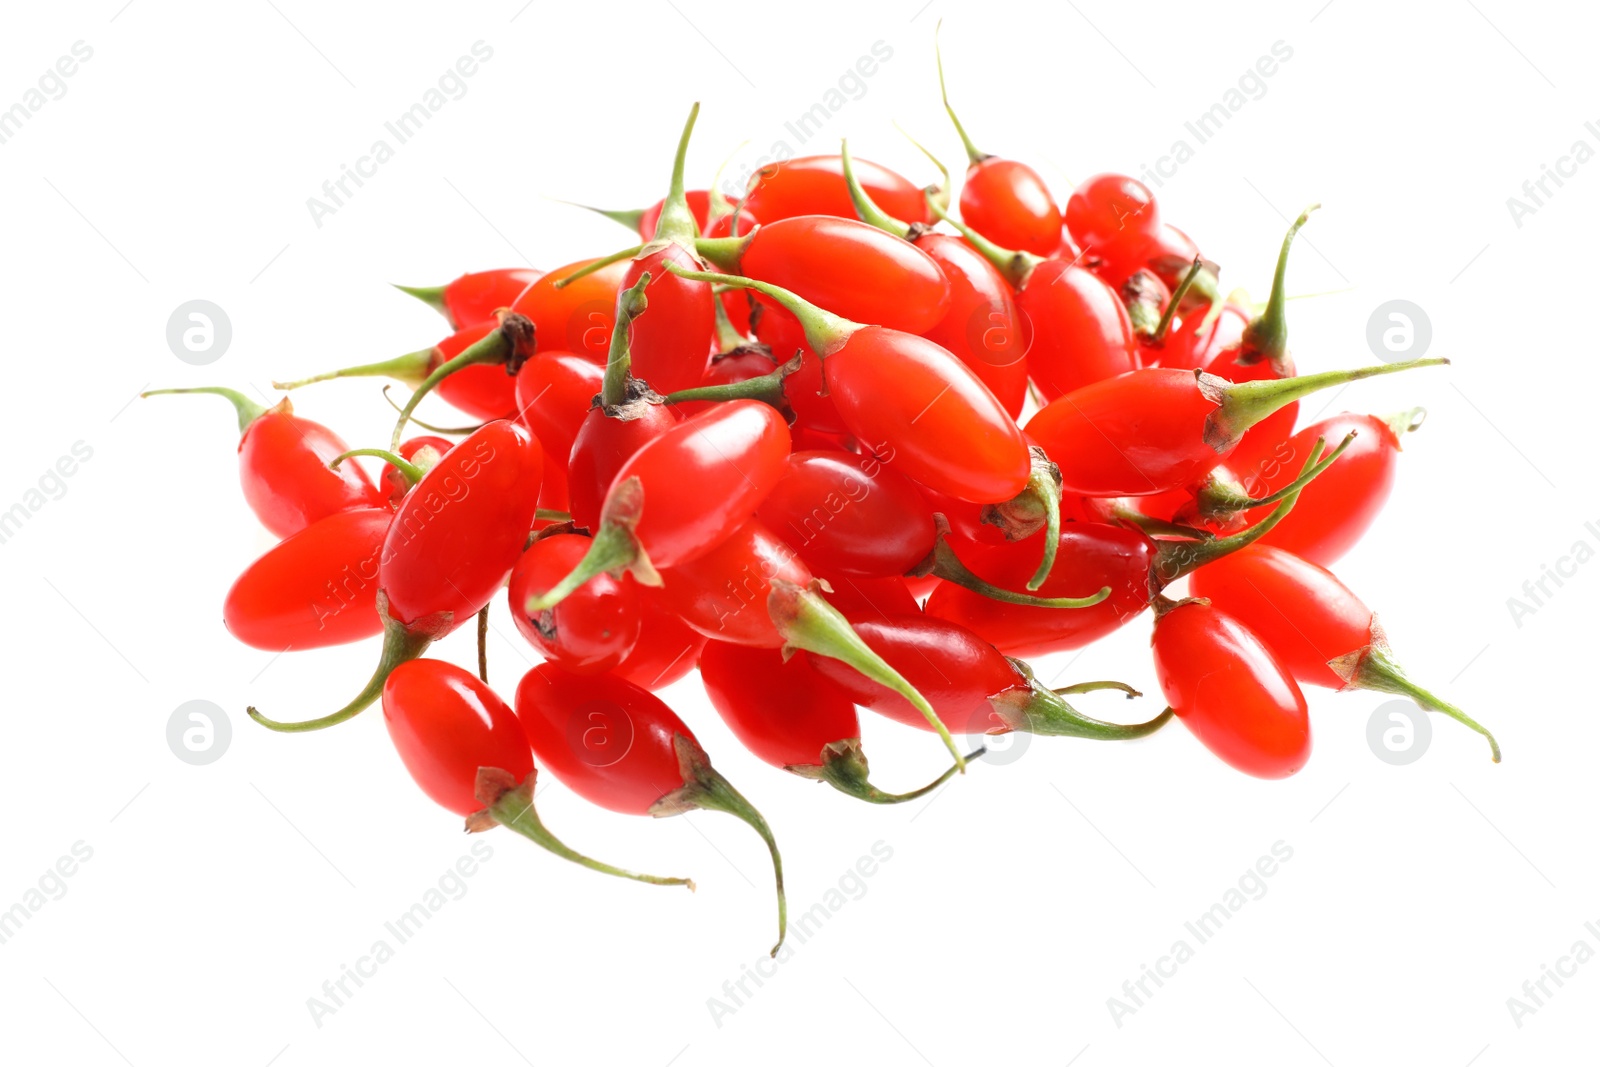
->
[389,318,526,450]
[330,448,423,486]
[693,233,755,273]
[1055,680,1143,698]
[652,102,702,245]
[380,385,482,434]
[524,520,643,613]
[273,347,434,392]
[991,680,1174,739]
[1198,430,1356,515]
[924,530,1110,609]
[655,735,785,954]
[1011,454,1063,591]
[392,282,449,319]
[664,264,857,356]
[925,195,1039,288]
[1352,647,1500,763]
[1234,204,1318,370]
[141,386,267,434]
[935,19,988,164]
[476,606,489,683]
[769,580,967,772]
[841,139,911,238]
[813,738,983,805]
[1203,357,1449,454]
[661,357,794,413]
[556,199,648,234]
[486,773,694,887]
[552,243,644,289]
[711,283,748,350]
[1155,434,1350,581]
[601,273,652,407]
[247,609,434,732]
[892,120,952,211]
[535,508,573,523]
[1152,257,1205,345]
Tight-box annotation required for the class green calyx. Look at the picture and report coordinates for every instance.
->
[1382,406,1428,441]
[1153,433,1352,583]
[1232,204,1318,371]
[474,768,695,888]
[925,194,1040,288]
[768,579,967,773]
[274,346,436,392]
[989,672,1171,739]
[978,448,1064,591]
[601,273,652,407]
[664,263,858,357]
[841,138,912,239]
[651,733,786,956]
[555,199,649,235]
[651,102,702,246]
[247,595,441,733]
[799,737,982,805]
[392,282,450,321]
[662,353,799,416]
[1343,641,1501,763]
[1201,356,1449,455]
[141,386,270,435]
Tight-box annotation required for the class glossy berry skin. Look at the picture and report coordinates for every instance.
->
[1025,367,1227,496]
[1065,173,1162,265]
[566,402,678,531]
[810,614,1022,735]
[659,520,813,647]
[514,349,605,468]
[1142,225,1204,293]
[1188,544,1381,692]
[432,321,520,420]
[381,420,543,634]
[1016,260,1138,402]
[512,257,631,363]
[514,663,704,815]
[756,449,935,578]
[1221,413,1404,565]
[229,400,386,538]
[742,216,951,336]
[914,233,1027,416]
[924,524,1158,657]
[606,400,791,569]
[509,534,641,674]
[613,588,707,690]
[224,507,392,650]
[674,346,778,420]
[1202,344,1295,475]
[826,327,1030,504]
[743,155,930,227]
[1151,599,1310,779]
[435,268,544,328]
[701,641,860,770]
[819,574,922,619]
[960,157,1061,257]
[751,306,845,433]
[623,243,717,395]
[636,190,712,239]
[383,659,534,816]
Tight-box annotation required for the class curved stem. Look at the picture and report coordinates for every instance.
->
[652,102,702,245]
[935,19,987,164]
[273,347,433,392]
[381,385,483,434]
[1156,434,1351,581]
[392,282,449,319]
[661,356,795,413]
[657,735,785,954]
[1152,257,1205,345]
[892,120,952,210]
[664,264,857,357]
[330,447,424,485]
[924,529,1110,609]
[711,283,748,351]
[551,243,644,289]
[1055,680,1143,698]
[524,520,643,612]
[476,606,489,683]
[1234,204,1318,369]
[141,386,267,434]
[769,581,967,772]
[925,195,1039,289]
[389,319,524,450]
[486,773,694,887]
[1204,431,1356,514]
[1015,457,1063,591]
[247,610,433,733]
[991,681,1174,739]
[1353,647,1500,763]
[601,273,652,408]
[1204,357,1448,453]
[1110,502,1217,542]
[841,139,911,238]
[814,738,983,805]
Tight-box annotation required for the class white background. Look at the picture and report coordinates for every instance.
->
[0,1,1594,1064]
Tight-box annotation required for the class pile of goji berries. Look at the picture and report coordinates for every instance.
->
[147,71,1498,955]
